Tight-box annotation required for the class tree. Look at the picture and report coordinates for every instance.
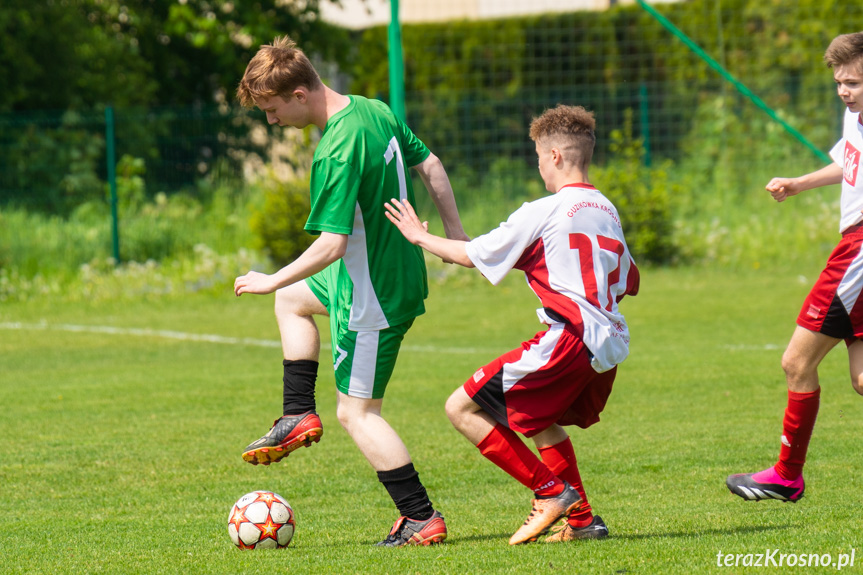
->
[0,0,353,112]
[0,0,354,213]
[0,0,155,112]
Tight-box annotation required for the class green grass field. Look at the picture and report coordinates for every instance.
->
[2,266,862,574]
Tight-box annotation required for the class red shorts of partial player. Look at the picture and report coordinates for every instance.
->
[464,321,616,437]
[797,225,863,340]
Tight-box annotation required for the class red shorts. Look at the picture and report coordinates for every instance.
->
[463,322,616,437]
[797,229,863,340]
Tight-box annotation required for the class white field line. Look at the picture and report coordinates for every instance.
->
[0,321,493,355]
[721,343,782,351]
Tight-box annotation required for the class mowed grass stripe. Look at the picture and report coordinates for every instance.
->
[0,321,500,355]
[1,267,861,574]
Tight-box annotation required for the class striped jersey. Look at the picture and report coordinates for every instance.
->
[306,96,430,330]
[465,183,640,372]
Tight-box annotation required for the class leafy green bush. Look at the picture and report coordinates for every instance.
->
[114,154,148,214]
[1,110,104,214]
[71,155,256,265]
[0,208,107,279]
[118,192,203,263]
[593,111,678,265]
[433,158,545,236]
[249,177,314,268]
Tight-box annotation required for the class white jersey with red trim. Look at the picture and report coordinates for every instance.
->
[830,109,863,233]
[464,183,640,373]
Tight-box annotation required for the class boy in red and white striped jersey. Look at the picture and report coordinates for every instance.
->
[385,104,639,545]
[726,32,863,504]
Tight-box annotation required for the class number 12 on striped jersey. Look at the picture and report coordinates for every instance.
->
[570,233,624,311]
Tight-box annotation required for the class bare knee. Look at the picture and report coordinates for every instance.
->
[444,392,457,423]
[275,281,325,319]
[781,349,799,379]
[781,328,840,392]
[446,387,488,437]
[781,349,814,388]
[847,339,863,395]
[335,395,381,433]
[336,401,356,431]
[274,284,304,317]
[445,388,468,428]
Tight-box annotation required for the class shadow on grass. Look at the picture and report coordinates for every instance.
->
[612,523,792,541]
[443,523,791,545]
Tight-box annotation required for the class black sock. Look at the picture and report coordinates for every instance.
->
[282,359,318,415]
[377,463,434,521]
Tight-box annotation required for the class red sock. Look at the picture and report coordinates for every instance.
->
[775,388,820,480]
[477,424,563,496]
[539,439,593,527]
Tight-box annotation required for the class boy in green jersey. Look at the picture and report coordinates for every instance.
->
[234,36,468,546]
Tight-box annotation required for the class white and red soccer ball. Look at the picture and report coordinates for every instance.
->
[228,490,295,549]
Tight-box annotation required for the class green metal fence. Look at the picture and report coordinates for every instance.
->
[0,105,257,214]
[373,1,863,195]
[2,1,863,220]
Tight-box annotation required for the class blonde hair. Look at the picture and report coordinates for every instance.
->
[529,105,596,169]
[824,32,863,73]
[236,36,322,107]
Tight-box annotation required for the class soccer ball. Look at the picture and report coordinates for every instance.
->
[228,490,295,549]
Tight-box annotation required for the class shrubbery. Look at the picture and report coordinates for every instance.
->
[249,176,314,268]
[0,155,262,302]
[593,112,678,265]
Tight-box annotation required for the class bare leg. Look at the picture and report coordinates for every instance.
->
[240,281,328,466]
[847,338,863,395]
[781,326,839,393]
[335,391,412,471]
[444,386,496,446]
[727,326,837,499]
[274,281,327,361]
[532,424,569,450]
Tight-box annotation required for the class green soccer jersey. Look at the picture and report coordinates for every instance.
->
[305,96,430,330]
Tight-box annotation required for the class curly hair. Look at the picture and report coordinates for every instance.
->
[236,36,322,107]
[529,105,596,169]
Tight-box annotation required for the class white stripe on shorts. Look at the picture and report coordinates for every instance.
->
[838,245,863,316]
[347,330,380,399]
[501,323,564,393]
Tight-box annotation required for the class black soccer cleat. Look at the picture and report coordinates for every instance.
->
[242,411,323,465]
[376,510,447,547]
[726,468,805,502]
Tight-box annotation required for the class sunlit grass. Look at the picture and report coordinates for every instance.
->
[1,266,861,574]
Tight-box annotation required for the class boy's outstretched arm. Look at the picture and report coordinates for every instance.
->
[766,162,843,202]
[385,199,475,268]
[234,231,347,296]
[412,153,470,241]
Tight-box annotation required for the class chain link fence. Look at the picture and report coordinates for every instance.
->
[2,0,861,249]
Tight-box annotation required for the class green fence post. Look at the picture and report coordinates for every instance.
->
[388,0,406,122]
[105,105,120,263]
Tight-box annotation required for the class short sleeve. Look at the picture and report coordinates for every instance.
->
[830,137,845,166]
[465,200,546,285]
[306,158,361,234]
[396,119,430,168]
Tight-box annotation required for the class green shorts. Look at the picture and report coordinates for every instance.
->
[306,261,413,400]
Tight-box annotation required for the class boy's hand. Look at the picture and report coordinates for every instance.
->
[234,270,279,296]
[384,199,429,244]
[385,198,474,268]
[765,177,800,202]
